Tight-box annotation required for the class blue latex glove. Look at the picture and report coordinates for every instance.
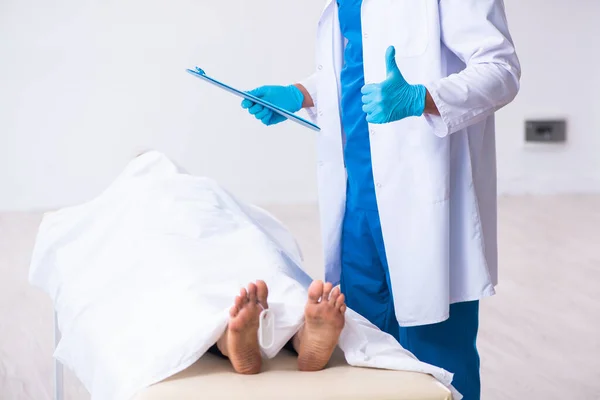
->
[241,85,304,126]
[361,46,427,124]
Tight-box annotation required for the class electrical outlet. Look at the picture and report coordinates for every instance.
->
[525,120,566,143]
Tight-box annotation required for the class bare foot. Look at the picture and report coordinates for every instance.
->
[216,280,268,374]
[295,280,346,372]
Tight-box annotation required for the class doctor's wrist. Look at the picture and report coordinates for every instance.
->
[423,89,440,116]
[293,84,315,109]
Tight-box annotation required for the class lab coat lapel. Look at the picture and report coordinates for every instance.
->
[331,3,343,102]
[319,0,336,24]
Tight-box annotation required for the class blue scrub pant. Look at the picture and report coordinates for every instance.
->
[340,206,481,400]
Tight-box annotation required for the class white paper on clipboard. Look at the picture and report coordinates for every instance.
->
[186,67,320,132]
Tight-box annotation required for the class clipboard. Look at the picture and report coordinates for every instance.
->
[186,67,320,132]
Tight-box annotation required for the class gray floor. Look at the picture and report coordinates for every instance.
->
[267,196,600,400]
[1,195,600,399]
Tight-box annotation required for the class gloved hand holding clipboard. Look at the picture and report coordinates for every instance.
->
[186,67,320,132]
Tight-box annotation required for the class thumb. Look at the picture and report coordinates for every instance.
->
[385,46,401,77]
[248,86,267,99]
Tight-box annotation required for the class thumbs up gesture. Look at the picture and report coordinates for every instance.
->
[361,46,427,124]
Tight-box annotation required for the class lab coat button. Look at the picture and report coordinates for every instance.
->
[376,183,382,188]
[317,65,323,70]
[370,129,376,135]
[319,111,323,116]
[363,33,369,39]
[318,161,324,167]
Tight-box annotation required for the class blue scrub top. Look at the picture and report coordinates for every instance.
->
[338,0,377,211]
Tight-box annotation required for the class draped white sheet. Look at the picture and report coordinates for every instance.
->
[29,151,460,400]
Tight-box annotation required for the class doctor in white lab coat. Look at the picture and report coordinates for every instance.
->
[241,1,521,398]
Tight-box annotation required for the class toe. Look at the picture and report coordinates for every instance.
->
[335,293,345,310]
[247,283,258,304]
[328,287,340,305]
[308,280,324,304]
[322,282,333,302]
[234,295,244,310]
[256,280,269,308]
[240,288,249,304]
[231,296,243,317]
[340,304,347,315]
[230,305,238,317]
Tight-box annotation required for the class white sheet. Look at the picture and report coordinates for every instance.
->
[29,151,461,400]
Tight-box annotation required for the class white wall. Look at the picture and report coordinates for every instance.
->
[496,0,600,195]
[0,0,323,211]
[1,0,599,211]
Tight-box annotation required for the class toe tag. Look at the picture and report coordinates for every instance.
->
[258,308,275,350]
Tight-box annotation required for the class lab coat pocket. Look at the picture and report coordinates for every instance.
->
[405,128,450,204]
[387,0,429,58]
[407,160,448,205]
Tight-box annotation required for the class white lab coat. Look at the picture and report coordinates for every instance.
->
[299,0,521,326]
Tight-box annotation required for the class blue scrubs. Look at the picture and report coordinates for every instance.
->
[337,1,481,398]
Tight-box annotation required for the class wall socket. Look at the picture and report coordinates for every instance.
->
[525,120,567,143]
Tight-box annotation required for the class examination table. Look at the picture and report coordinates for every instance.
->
[134,349,453,400]
[52,304,452,400]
